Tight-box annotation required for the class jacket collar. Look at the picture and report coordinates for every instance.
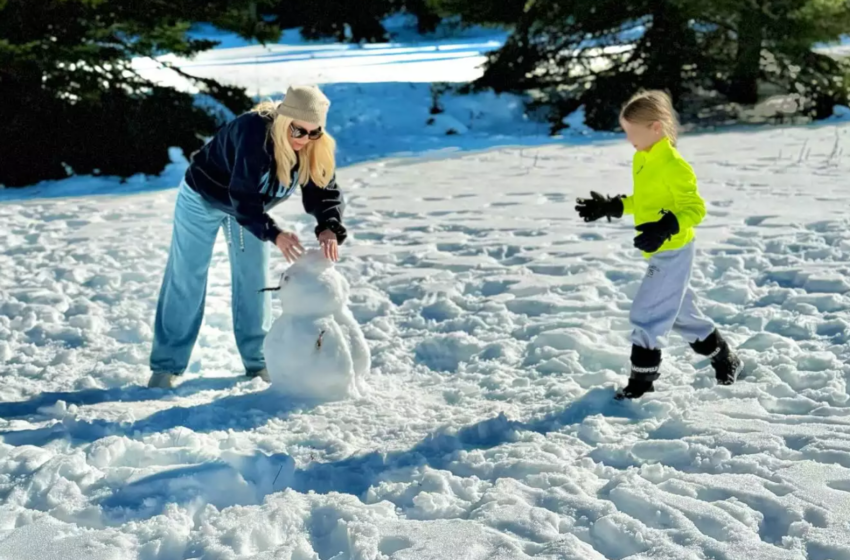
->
[643,136,674,163]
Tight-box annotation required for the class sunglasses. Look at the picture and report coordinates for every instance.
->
[289,123,324,140]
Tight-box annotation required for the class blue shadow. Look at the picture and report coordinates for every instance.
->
[89,386,643,523]
[351,52,484,68]
[99,450,297,521]
[0,376,244,420]
[0,388,301,447]
[290,387,643,497]
[182,42,495,69]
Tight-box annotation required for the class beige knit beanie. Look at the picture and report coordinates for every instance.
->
[276,85,331,128]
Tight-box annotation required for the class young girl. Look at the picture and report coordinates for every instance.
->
[575,90,742,399]
[148,85,347,389]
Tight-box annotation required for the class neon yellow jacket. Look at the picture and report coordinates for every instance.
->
[622,137,706,258]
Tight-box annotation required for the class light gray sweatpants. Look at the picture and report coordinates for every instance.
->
[630,242,715,349]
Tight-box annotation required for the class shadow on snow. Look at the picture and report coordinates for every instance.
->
[0,385,645,522]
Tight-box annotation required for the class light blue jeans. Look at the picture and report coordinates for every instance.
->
[150,181,271,375]
[630,242,716,349]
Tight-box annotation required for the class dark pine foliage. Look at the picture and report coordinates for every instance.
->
[431,0,850,131]
[0,0,277,187]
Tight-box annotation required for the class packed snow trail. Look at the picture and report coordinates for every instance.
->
[1,123,850,559]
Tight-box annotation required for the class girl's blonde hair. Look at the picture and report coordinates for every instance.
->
[620,90,680,146]
[251,100,337,188]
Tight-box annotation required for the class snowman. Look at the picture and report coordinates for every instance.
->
[262,249,370,401]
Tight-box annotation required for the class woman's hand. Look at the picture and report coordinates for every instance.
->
[318,229,339,262]
[275,231,304,263]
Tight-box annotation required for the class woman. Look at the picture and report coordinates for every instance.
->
[148,85,347,389]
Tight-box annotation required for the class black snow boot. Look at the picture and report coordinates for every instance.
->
[615,345,662,400]
[690,330,742,385]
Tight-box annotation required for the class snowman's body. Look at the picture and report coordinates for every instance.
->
[263,250,369,401]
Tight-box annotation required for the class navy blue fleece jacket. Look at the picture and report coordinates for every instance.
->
[184,111,346,244]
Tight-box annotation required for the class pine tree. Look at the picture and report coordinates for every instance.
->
[401,0,441,34]
[426,0,526,26]
[441,0,850,131]
[701,0,850,118]
[470,0,706,130]
[0,0,277,187]
[261,0,442,43]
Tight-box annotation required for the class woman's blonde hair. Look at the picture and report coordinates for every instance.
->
[620,90,680,146]
[251,100,337,188]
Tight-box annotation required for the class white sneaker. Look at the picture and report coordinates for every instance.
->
[246,368,270,382]
[147,372,177,389]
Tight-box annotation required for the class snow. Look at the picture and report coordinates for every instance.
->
[3,22,850,560]
[3,115,850,559]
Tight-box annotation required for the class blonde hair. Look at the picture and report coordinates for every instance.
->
[620,90,680,146]
[252,100,337,188]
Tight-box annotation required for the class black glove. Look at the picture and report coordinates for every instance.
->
[575,191,625,223]
[634,211,679,253]
[316,220,347,244]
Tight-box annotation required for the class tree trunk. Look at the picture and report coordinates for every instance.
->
[642,2,693,104]
[404,0,441,33]
[730,4,762,104]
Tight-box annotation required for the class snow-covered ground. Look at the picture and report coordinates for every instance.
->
[2,119,850,559]
[3,20,850,560]
[145,20,507,92]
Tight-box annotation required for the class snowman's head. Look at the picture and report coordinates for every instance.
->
[268,249,349,316]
